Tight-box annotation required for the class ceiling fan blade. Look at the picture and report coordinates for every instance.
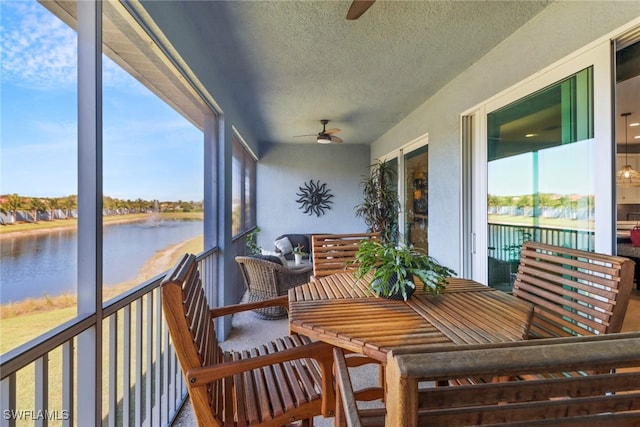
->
[346,0,375,20]
[324,128,341,135]
[330,135,344,143]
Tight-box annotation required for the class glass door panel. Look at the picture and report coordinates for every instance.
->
[487,67,595,291]
[404,146,428,251]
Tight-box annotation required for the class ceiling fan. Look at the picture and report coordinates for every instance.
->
[295,119,343,144]
[346,0,376,20]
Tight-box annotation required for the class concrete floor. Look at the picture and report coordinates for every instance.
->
[172,289,640,426]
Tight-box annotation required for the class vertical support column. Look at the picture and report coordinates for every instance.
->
[217,118,233,340]
[204,113,219,307]
[77,1,102,425]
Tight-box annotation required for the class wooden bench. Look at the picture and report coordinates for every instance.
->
[513,241,635,338]
[336,332,640,426]
[161,253,335,426]
[311,233,379,280]
[451,242,636,386]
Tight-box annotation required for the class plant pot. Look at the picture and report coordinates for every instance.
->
[371,273,415,301]
[294,253,303,265]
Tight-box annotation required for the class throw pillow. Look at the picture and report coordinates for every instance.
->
[274,237,293,255]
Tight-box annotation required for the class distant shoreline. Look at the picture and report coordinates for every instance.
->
[0,212,203,239]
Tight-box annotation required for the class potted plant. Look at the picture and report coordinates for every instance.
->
[352,239,455,301]
[292,243,306,265]
[354,159,401,244]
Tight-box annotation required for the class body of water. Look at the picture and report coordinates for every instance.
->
[0,218,203,304]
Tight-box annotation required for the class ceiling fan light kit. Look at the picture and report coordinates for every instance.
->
[294,119,344,144]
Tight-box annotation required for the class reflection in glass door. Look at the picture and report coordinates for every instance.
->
[487,67,595,291]
[405,146,428,251]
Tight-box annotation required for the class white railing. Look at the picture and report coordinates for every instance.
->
[0,249,218,427]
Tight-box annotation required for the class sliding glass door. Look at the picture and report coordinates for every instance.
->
[487,68,595,291]
[381,136,429,251]
[404,145,429,251]
[466,40,613,287]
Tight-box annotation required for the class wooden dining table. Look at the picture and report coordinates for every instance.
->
[288,272,534,363]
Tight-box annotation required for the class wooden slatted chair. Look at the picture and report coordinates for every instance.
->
[311,233,379,280]
[513,241,634,338]
[333,348,385,427]
[161,253,335,426]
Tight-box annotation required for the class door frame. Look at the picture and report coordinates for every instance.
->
[380,133,429,246]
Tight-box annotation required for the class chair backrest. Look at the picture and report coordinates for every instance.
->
[385,332,640,426]
[161,253,222,426]
[235,255,312,319]
[235,255,283,293]
[311,233,379,279]
[512,241,634,338]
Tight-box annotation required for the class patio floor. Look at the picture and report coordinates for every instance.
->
[173,288,640,426]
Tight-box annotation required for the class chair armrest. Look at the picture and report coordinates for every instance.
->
[209,295,289,318]
[334,348,364,427]
[186,340,333,387]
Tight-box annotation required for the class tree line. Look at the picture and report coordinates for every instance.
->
[0,194,203,224]
[488,193,594,210]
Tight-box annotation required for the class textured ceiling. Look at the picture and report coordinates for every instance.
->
[171,0,552,145]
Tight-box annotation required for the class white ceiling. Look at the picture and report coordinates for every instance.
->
[142,0,553,146]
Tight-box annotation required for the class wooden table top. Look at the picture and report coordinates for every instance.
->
[288,273,533,362]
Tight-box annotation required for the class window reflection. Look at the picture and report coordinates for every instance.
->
[487,68,594,291]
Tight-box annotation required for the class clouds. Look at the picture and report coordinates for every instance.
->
[1,1,133,90]
[1,1,77,90]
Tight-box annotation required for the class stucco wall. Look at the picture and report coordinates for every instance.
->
[256,143,370,250]
[371,2,640,276]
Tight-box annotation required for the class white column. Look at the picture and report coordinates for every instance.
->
[77,1,102,425]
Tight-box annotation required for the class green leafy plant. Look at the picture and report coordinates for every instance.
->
[354,159,400,244]
[352,240,456,301]
[245,227,262,255]
[292,243,306,256]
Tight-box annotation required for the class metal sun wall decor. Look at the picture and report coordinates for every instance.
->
[296,180,334,217]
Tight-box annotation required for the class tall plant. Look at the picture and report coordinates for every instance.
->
[354,160,400,244]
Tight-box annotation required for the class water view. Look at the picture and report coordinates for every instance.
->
[0,218,203,304]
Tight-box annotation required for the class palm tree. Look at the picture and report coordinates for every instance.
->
[61,196,77,219]
[48,197,61,221]
[26,198,45,222]
[4,193,24,223]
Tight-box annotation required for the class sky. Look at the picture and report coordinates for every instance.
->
[488,140,594,197]
[1,0,204,202]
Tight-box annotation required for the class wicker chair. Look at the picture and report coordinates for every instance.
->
[235,256,312,319]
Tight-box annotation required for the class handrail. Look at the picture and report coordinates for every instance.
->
[0,313,95,378]
[0,246,219,380]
